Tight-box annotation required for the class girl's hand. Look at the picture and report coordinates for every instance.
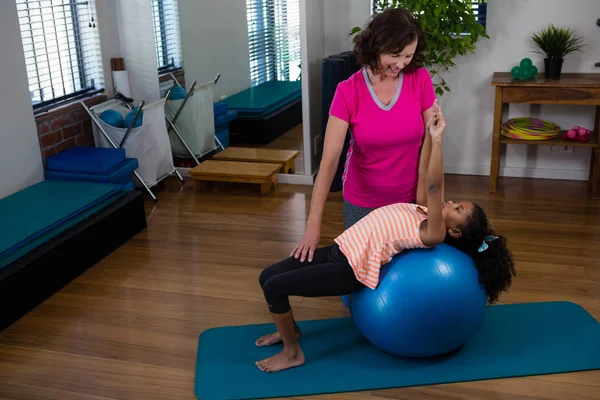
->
[428,102,446,139]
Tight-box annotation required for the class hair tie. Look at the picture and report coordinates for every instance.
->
[478,235,499,252]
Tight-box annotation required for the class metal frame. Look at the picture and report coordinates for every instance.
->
[80,88,185,203]
[596,19,600,68]
[160,72,224,166]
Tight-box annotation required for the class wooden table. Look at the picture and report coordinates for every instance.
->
[489,72,600,198]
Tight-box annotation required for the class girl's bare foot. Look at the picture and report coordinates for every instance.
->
[255,326,301,346]
[255,347,305,372]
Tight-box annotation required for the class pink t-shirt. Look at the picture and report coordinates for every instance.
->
[329,67,436,208]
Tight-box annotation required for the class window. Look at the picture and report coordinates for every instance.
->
[472,1,487,29]
[246,0,301,87]
[371,1,487,30]
[16,0,104,112]
[151,0,182,72]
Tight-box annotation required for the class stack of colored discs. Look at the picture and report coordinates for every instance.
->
[500,117,561,140]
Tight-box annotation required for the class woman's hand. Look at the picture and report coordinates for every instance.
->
[289,114,347,263]
[291,223,321,262]
[428,102,446,140]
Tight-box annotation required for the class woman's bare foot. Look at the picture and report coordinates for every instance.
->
[255,347,305,372]
[255,326,301,347]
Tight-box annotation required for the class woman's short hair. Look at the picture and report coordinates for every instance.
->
[353,8,426,74]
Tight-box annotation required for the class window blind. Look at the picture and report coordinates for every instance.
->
[246,0,301,87]
[16,0,104,111]
[371,1,487,30]
[151,0,182,72]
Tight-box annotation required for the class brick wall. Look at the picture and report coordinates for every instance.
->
[35,94,107,165]
[35,69,185,167]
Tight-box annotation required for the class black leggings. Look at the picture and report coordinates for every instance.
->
[259,244,365,314]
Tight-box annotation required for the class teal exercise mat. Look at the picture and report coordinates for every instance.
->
[0,181,122,262]
[194,301,600,400]
[221,80,301,114]
[0,189,125,270]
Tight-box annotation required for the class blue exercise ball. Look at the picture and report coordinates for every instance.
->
[124,107,144,128]
[169,85,187,100]
[349,243,488,358]
[99,109,124,128]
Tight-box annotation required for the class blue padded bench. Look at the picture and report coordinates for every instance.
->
[0,180,146,331]
[221,80,302,145]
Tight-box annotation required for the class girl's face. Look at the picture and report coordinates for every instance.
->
[442,200,475,238]
[378,39,418,78]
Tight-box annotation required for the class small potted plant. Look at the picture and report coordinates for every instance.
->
[530,24,584,79]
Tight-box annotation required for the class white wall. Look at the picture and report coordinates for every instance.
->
[300,0,327,173]
[323,0,370,56]
[319,0,600,181]
[96,0,122,97]
[0,1,44,199]
[116,0,161,103]
[441,0,600,181]
[178,0,251,100]
[96,1,161,102]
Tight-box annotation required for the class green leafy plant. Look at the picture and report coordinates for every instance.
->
[350,0,489,96]
[530,24,584,60]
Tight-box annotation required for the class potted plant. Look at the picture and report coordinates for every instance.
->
[350,0,489,96]
[530,24,584,79]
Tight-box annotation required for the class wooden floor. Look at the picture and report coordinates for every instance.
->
[1,175,600,400]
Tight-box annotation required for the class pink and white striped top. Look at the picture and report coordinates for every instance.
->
[334,203,430,289]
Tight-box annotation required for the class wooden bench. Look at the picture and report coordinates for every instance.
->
[189,160,281,195]
[212,147,299,174]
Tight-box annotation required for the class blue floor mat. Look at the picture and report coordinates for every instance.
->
[0,181,124,268]
[194,301,600,400]
[221,80,301,116]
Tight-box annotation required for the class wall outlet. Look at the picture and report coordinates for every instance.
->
[549,145,574,153]
[313,135,322,157]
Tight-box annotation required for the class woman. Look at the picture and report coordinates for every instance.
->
[292,8,437,262]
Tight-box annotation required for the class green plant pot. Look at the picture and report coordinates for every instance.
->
[544,58,564,79]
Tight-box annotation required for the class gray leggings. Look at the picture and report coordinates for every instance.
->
[343,198,415,229]
[343,199,376,229]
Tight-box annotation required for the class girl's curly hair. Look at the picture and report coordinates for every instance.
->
[353,8,426,75]
[445,204,516,305]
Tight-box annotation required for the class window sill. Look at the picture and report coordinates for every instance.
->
[34,91,108,119]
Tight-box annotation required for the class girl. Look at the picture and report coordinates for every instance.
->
[255,102,516,373]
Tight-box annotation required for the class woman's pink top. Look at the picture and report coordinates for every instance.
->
[329,67,436,208]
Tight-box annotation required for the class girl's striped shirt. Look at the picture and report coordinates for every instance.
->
[334,203,430,289]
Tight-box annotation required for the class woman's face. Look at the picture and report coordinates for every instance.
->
[378,39,418,78]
